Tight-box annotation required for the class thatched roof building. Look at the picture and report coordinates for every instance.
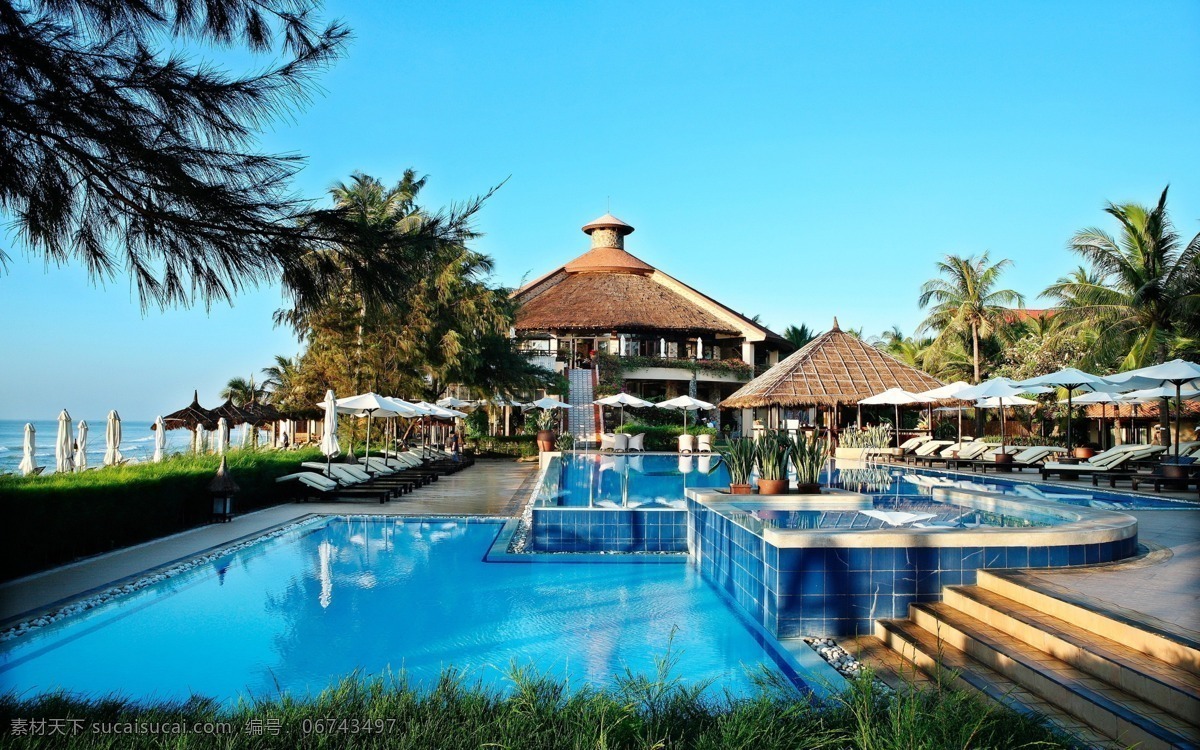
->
[513,213,787,345]
[721,319,943,409]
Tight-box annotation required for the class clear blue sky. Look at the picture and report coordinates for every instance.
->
[2,0,1198,420]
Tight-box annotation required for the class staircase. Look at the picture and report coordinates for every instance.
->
[565,368,596,442]
[871,569,1200,749]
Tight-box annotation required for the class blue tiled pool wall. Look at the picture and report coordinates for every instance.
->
[686,499,1138,638]
[530,508,689,552]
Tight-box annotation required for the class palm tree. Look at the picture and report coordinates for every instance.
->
[918,252,1025,383]
[221,376,266,407]
[783,324,819,349]
[1043,187,1200,369]
[261,355,301,408]
[871,327,930,369]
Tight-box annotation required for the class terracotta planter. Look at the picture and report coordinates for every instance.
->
[795,482,821,495]
[756,478,789,495]
[536,430,555,453]
[1073,447,1095,460]
[728,483,753,495]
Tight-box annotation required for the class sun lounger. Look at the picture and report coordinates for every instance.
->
[914,441,990,467]
[900,440,953,464]
[276,471,391,503]
[360,457,433,486]
[1041,445,1167,481]
[972,445,1065,473]
[302,462,411,497]
[883,435,932,459]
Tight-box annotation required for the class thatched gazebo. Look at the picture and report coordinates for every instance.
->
[211,397,252,426]
[721,319,943,435]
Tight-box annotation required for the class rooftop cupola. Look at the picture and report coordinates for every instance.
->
[581,213,634,250]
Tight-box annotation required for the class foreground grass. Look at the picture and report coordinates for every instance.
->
[0,448,322,580]
[0,667,1079,749]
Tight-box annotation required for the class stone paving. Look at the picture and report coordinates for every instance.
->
[0,459,536,625]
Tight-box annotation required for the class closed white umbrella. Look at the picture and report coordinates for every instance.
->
[1106,360,1200,461]
[656,395,715,431]
[74,420,88,471]
[103,410,123,466]
[216,417,230,456]
[55,409,74,474]
[319,389,340,473]
[858,388,932,447]
[18,423,37,476]
[1017,368,1110,454]
[152,416,166,462]
[194,425,206,454]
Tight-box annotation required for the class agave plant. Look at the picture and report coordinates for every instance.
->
[790,432,830,486]
[536,409,557,432]
[720,437,757,486]
[755,430,792,481]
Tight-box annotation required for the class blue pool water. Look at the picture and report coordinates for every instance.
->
[0,517,803,703]
[542,453,730,507]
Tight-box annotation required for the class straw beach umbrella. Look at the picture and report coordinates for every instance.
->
[74,420,88,471]
[55,409,74,474]
[18,423,37,476]
[152,416,166,462]
[104,410,123,466]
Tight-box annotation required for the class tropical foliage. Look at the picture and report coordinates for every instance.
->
[783,324,820,349]
[1043,186,1200,369]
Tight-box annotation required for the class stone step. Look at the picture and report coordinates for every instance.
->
[907,602,1200,749]
[874,619,1120,748]
[943,585,1200,727]
[977,570,1200,676]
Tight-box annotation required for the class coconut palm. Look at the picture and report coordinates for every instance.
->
[871,327,931,369]
[783,324,819,349]
[261,355,302,408]
[1043,187,1200,369]
[918,252,1025,383]
[221,376,266,407]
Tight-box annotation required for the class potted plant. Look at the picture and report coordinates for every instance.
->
[535,409,557,453]
[721,437,756,494]
[1072,444,1096,460]
[790,431,829,494]
[755,431,791,495]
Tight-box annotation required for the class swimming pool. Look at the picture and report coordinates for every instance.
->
[0,516,806,703]
[538,453,730,508]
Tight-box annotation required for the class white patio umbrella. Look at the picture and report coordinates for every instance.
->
[435,397,474,410]
[858,388,932,447]
[216,417,230,456]
[1105,359,1200,461]
[920,381,974,441]
[103,410,123,466]
[656,395,715,431]
[529,396,571,410]
[327,392,408,464]
[55,409,74,474]
[1064,391,1126,451]
[152,416,166,462]
[976,395,1038,408]
[955,379,1040,453]
[319,389,340,473]
[18,423,37,476]
[74,420,88,471]
[594,393,654,427]
[1017,368,1110,454]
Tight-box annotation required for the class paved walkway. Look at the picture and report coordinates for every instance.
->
[0,459,536,625]
[1027,508,1200,635]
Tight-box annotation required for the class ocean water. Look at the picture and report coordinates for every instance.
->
[0,419,268,474]
[0,517,805,703]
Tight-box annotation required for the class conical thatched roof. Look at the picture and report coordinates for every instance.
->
[211,397,252,426]
[162,390,218,431]
[721,319,943,408]
[243,399,283,425]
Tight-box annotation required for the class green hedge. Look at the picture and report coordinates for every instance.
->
[615,425,717,451]
[0,448,322,581]
[469,434,538,458]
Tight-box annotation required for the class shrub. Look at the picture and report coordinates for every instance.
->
[469,434,537,458]
[0,449,323,580]
[615,424,716,451]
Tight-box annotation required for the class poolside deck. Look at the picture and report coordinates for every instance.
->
[0,459,537,626]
